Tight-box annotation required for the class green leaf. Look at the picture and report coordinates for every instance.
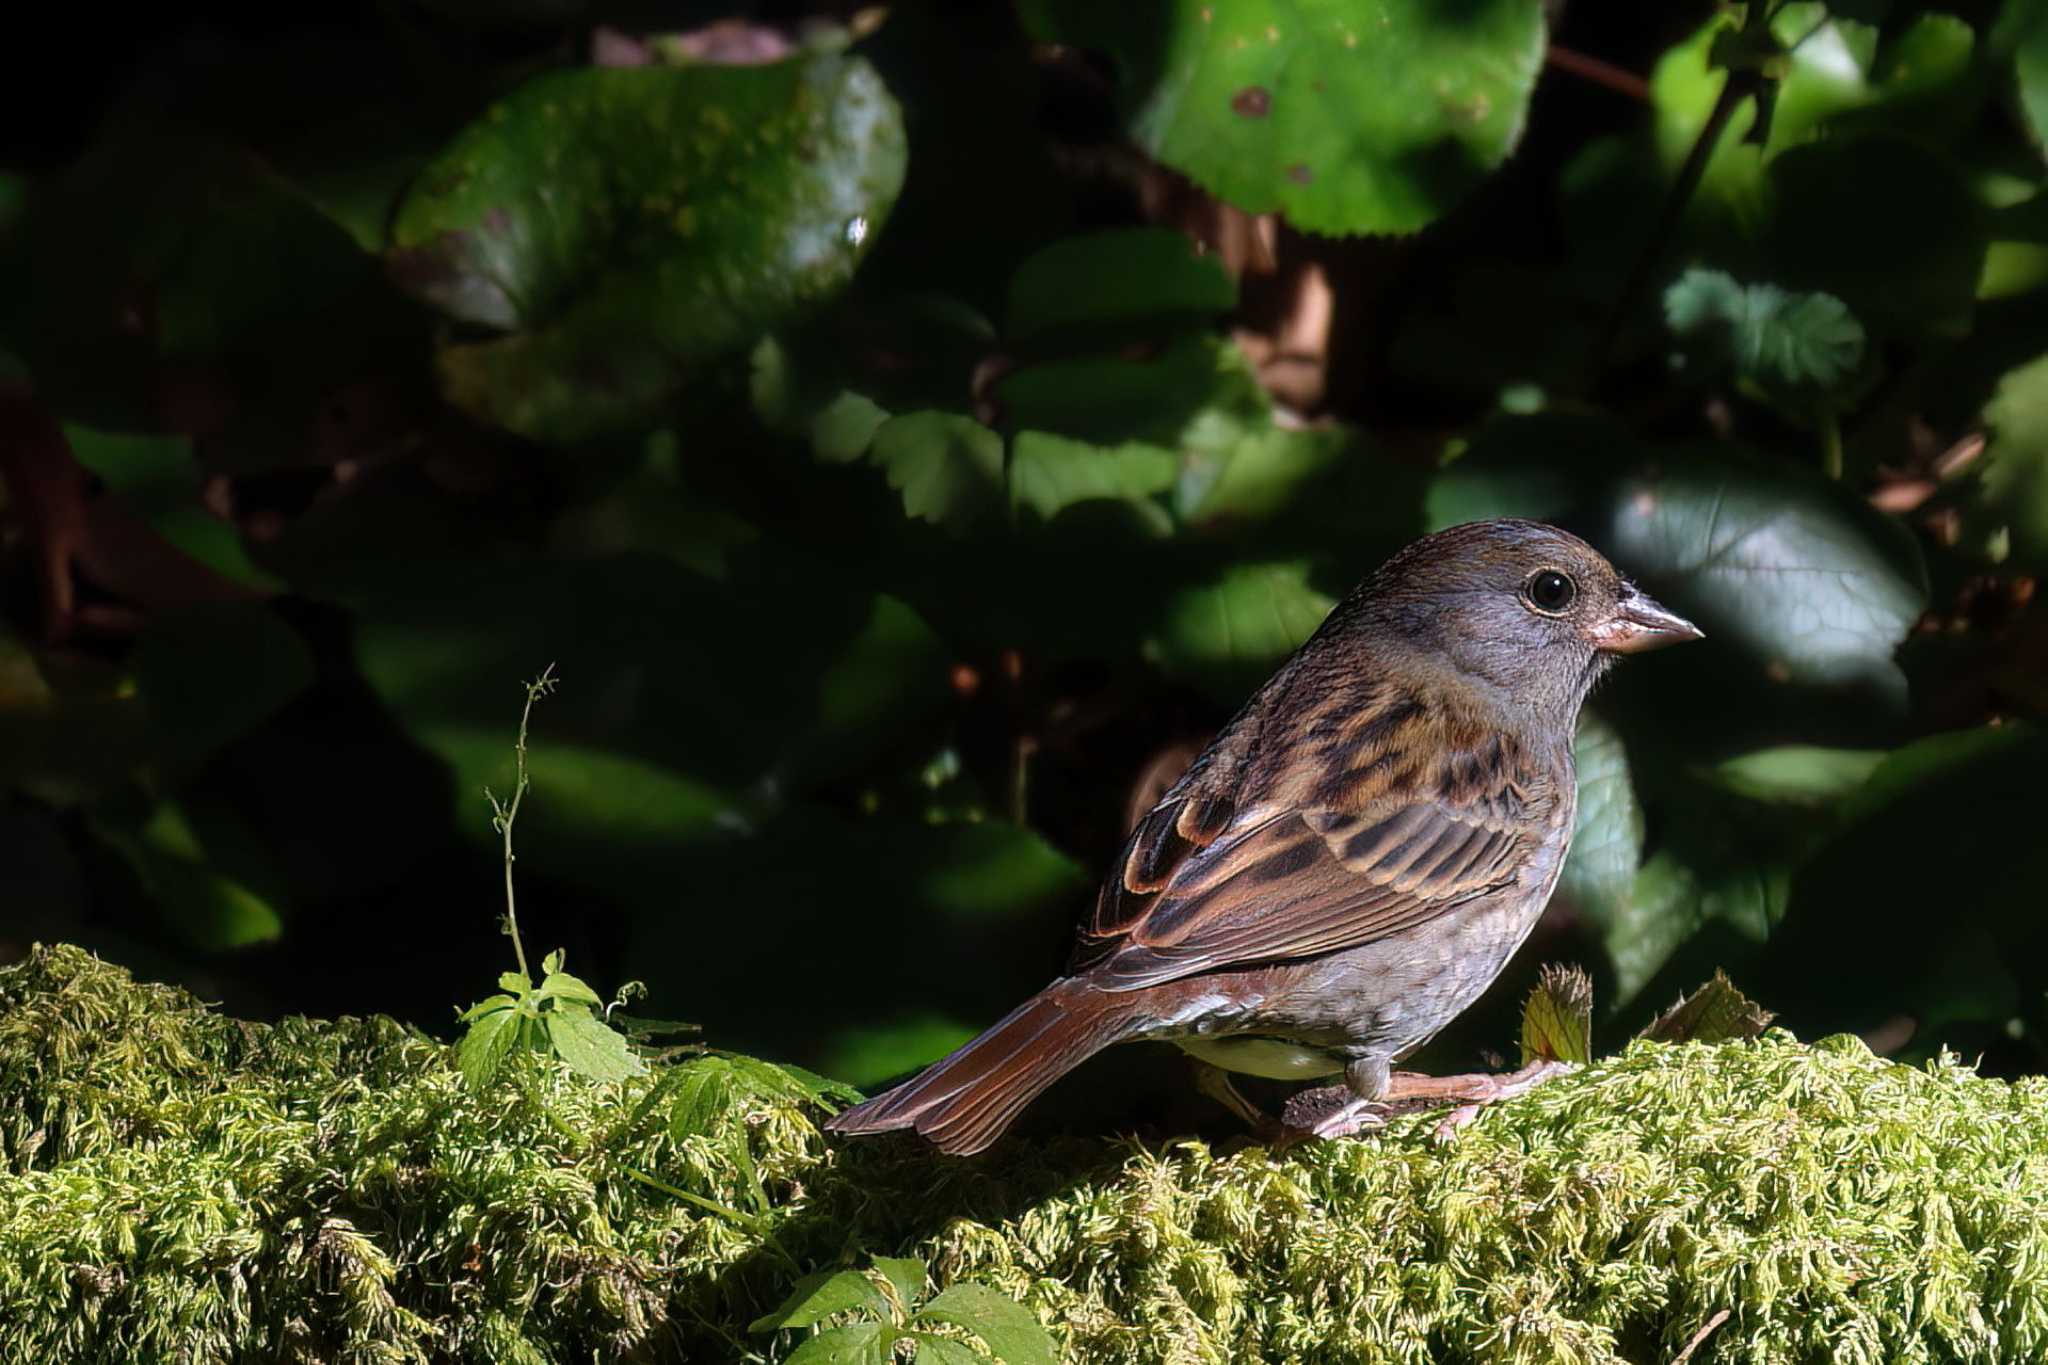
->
[873,1257,928,1315]
[911,1335,993,1365]
[460,993,519,1023]
[1560,711,1642,923]
[536,970,605,1008]
[1979,352,2048,570]
[773,1064,865,1110]
[1663,268,1865,396]
[497,972,531,996]
[869,412,1006,531]
[458,1005,522,1090]
[1144,561,1334,702]
[1709,747,1887,807]
[668,1057,739,1140]
[1519,964,1594,1066]
[1020,0,1546,234]
[1005,228,1234,344]
[387,54,907,440]
[1008,432,1176,529]
[1637,971,1775,1046]
[751,1270,887,1332]
[912,1283,1056,1365]
[784,1323,892,1365]
[541,1007,646,1084]
[2000,0,2048,153]
[813,392,892,464]
[1602,458,1926,701]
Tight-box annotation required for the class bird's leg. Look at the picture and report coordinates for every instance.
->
[1190,1059,1275,1133]
[1276,1056,1389,1144]
[1382,1057,1576,1140]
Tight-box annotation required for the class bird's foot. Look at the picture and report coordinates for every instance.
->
[1191,1060,1284,1142]
[1274,1084,1388,1145]
[1382,1058,1577,1142]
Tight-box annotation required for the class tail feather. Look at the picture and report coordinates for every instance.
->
[824,982,1122,1155]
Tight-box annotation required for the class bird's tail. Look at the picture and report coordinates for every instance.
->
[824,981,1126,1155]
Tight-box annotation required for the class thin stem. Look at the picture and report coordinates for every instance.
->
[621,1167,802,1273]
[1590,68,1752,381]
[493,663,558,982]
[1545,45,1649,102]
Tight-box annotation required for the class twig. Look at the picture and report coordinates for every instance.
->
[1590,67,1752,380]
[1671,1308,1732,1365]
[486,664,559,982]
[1546,44,1650,102]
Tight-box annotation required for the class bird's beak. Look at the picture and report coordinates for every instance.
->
[1589,587,1704,655]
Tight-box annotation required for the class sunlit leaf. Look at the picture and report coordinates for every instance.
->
[1560,711,1641,923]
[870,412,1005,531]
[1520,964,1594,1066]
[1145,561,1334,702]
[751,1269,886,1332]
[542,1007,646,1083]
[668,1057,739,1140]
[873,1257,928,1315]
[1637,971,1775,1045]
[1008,432,1175,529]
[1979,351,2048,570]
[1708,746,1887,807]
[458,1005,522,1090]
[784,1323,892,1365]
[912,1283,1056,1365]
[1020,0,1546,234]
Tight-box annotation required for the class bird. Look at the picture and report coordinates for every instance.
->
[826,519,1702,1155]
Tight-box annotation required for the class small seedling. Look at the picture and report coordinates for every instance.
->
[750,1254,1057,1365]
[455,666,648,1089]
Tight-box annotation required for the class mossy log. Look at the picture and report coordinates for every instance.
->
[3,944,2046,1363]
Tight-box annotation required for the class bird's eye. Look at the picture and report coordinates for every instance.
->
[1524,569,1577,614]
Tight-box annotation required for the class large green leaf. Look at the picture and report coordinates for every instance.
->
[388,53,906,440]
[1559,711,1641,924]
[1021,0,1546,234]
[1432,417,1926,706]
[1599,457,1926,702]
[1144,561,1334,701]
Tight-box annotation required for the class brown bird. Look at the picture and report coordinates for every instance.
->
[827,519,1701,1155]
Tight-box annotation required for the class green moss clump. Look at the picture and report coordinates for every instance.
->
[4,944,2048,1363]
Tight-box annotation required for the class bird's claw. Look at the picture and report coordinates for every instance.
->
[1275,1084,1389,1145]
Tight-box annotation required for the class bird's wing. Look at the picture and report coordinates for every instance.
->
[1075,716,1561,992]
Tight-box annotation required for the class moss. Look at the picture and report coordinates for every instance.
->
[3,944,2047,1363]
